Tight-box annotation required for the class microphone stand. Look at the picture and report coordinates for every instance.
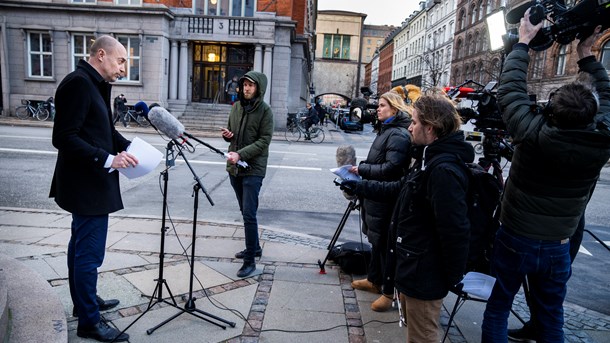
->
[111,141,184,340]
[146,139,235,335]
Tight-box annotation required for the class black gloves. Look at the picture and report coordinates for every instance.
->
[339,179,361,196]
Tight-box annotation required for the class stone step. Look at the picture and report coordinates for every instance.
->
[0,253,67,343]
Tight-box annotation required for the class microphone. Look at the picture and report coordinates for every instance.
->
[336,145,357,167]
[134,101,149,117]
[505,1,535,24]
[147,106,193,148]
[444,87,475,99]
[335,145,358,200]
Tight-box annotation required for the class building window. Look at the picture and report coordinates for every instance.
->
[323,34,351,60]
[72,33,95,70]
[601,40,610,74]
[115,0,141,5]
[459,9,466,30]
[556,45,567,75]
[72,0,96,3]
[28,32,53,78]
[205,0,254,16]
[532,50,545,78]
[116,35,141,82]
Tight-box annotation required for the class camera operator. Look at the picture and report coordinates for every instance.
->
[481,8,610,342]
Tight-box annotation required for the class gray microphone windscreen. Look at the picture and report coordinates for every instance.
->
[148,107,184,140]
[336,145,356,167]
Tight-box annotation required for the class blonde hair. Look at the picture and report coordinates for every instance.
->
[380,91,410,116]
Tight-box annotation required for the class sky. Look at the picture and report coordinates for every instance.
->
[318,0,422,26]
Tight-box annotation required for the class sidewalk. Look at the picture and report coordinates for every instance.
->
[1,207,610,343]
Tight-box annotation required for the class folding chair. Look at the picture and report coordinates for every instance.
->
[441,271,526,343]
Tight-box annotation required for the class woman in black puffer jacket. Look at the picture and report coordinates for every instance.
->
[349,91,412,311]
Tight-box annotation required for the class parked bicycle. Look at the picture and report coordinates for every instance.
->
[285,113,325,143]
[15,99,53,121]
[113,107,150,127]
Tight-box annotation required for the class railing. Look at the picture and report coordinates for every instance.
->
[229,19,254,36]
[188,17,214,34]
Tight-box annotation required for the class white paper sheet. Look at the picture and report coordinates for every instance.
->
[460,271,496,300]
[113,137,163,179]
[330,165,361,181]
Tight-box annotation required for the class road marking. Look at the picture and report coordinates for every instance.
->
[1,148,323,171]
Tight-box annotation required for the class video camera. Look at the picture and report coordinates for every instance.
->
[451,80,514,162]
[505,0,610,51]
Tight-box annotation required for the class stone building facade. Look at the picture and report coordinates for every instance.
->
[0,0,316,129]
[312,10,366,100]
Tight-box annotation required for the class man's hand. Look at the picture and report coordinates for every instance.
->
[518,8,544,45]
[112,151,138,169]
[339,179,360,196]
[220,127,234,139]
[577,25,603,60]
[226,151,240,165]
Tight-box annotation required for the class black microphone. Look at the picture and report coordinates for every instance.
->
[505,0,536,24]
[147,106,193,148]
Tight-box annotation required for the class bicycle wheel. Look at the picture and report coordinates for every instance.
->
[285,125,301,142]
[36,108,50,121]
[15,106,30,120]
[309,127,325,144]
[136,114,150,127]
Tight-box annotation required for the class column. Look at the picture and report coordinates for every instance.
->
[253,44,263,72]
[263,45,273,104]
[178,40,188,101]
[169,40,178,100]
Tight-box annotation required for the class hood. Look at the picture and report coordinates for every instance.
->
[538,123,610,166]
[239,71,268,112]
[413,131,475,168]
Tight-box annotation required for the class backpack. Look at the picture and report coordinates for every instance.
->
[426,154,503,274]
[328,241,372,275]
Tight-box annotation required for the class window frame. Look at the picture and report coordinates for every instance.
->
[556,45,567,76]
[114,0,141,5]
[71,33,96,71]
[115,35,142,83]
[27,31,54,79]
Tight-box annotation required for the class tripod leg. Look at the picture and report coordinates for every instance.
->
[318,199,358,273]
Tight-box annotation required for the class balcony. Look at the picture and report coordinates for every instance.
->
[181,15,267,41]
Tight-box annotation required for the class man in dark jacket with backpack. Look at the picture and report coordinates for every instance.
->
[481,10,610,342]
[342,93,474,342]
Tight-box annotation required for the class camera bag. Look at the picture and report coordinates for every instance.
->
[328,241,372,275]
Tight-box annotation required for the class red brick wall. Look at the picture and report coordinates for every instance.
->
[153,0,192,7]
[378,43,394,95]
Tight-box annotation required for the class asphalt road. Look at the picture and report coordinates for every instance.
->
[0,123,609,316]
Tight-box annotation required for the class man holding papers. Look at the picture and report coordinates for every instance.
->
[49,35,137,342]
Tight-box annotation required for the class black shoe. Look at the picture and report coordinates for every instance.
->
[235,248,262,259]
[237,262,256,278]
[508,322,536,342]
[73,295,120,317]
[77,321,129,342]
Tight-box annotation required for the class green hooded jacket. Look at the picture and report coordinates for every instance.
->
[224,71,274,177]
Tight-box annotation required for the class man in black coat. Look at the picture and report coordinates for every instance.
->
[342,94,473,342]
[50,35,138,342]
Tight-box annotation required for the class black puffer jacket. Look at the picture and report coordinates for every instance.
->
[359,131,474,300]
[358,112,412,246]
[498,45,610,240]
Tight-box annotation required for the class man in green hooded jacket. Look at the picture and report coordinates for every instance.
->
[221,71,274,277]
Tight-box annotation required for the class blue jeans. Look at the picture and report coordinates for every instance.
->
[482,226,571,343]
[229,175,263,263]
[68,214,109,327]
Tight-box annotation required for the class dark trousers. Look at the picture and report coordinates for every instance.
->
[482,226,571,342]
[68,214,109,327]
[229,175,264,263]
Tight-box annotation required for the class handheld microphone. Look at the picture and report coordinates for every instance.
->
[444,87,475,99]
[134,101,149,117]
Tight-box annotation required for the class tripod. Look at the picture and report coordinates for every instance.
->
[318,198,359,274]
[114,141,234,341]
